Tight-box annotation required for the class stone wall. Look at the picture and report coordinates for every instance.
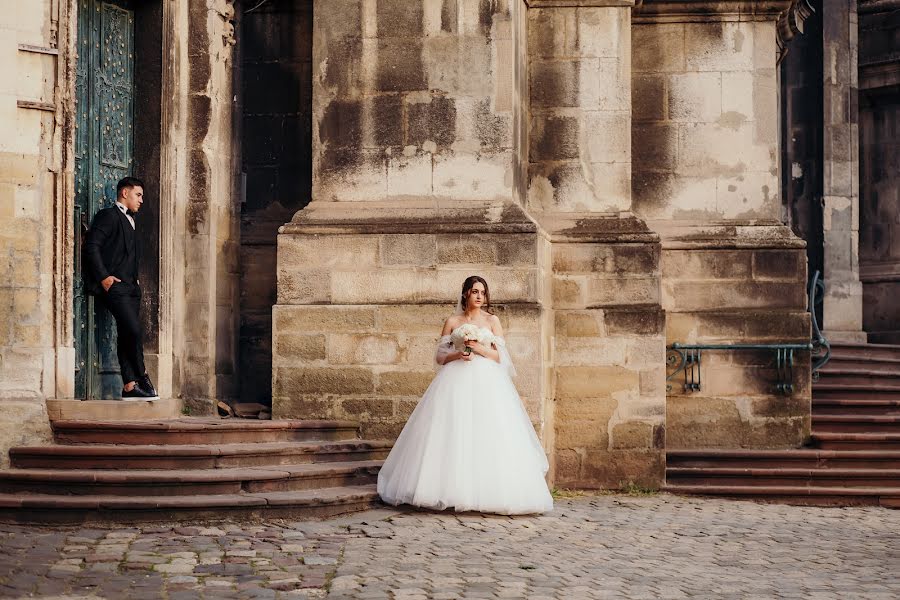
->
[549,217,665,489]
[0,1,63,462]
[632,18,780,221]
[663,243,811,448]
[313,0,515,203]
[272,203,550,444]
[633,1,811,450]
[525,3,632,213]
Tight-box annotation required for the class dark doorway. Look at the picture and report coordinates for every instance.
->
[238,0,314,407]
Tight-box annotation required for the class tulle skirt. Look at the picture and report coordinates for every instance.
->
[377,355,554,515]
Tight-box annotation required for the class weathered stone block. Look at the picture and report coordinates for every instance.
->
[528,9,576,58]
[376,39,426,92]
[274,367,375,396]
[752,250,806,281]
[376,370,434,396]
[611,422,654,450]
[436,234,499,265]
[328,334,401,365]
[530,60,579,108]
[683,22,755,72]
[605,309,665,335]
[380,234,437,266]
[339,397,394,419]
[586,277,659,308]
[552,277,585,307]
[633,23,685,73]
[663,281,807,311]
[668,72,722,123]
[529,115,579,161]
[578,449,665,489]
[555,311,605,338]
[279,235,379,269]
[273,306,376,333]
[277,269,332,304]
[555,337,627,367]
[632,76,666,122]
[556,366,639,400]
[661,250,752,280]
[378,305,452,334]
[275,334,327,361]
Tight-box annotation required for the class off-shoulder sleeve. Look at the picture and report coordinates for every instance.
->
[492,336,517,378]
[434,335,454,370]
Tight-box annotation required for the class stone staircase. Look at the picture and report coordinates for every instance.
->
[665,342,900,508]
[0,418,391,523]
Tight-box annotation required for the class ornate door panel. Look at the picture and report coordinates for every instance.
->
[74,0,134,399]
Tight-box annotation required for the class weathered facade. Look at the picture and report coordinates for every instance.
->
[1,0,896,487]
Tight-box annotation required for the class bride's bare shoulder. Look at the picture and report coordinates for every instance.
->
[441,314,462,335]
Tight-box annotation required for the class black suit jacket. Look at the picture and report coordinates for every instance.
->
[83,206,141,296]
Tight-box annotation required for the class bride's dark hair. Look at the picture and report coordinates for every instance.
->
[460,275,492,314]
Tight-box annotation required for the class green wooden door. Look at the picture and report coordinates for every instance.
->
[74,0,135,399]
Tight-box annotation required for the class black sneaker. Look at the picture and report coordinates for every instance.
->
[122,385,156,400]
[138,373,158,397]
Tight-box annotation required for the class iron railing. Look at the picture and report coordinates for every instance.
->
[665,271,831,395]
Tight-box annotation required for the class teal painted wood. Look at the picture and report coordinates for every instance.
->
[74,0,135,399]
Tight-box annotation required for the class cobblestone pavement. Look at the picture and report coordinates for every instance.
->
[1,494,898,599]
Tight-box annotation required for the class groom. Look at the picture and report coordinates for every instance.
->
[84,176,158,400]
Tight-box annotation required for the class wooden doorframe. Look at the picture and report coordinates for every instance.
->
[55,0,181,401]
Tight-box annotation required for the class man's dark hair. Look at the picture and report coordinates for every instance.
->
[116,176,144,198]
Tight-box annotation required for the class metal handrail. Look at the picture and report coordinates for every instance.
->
[665,270,832,394]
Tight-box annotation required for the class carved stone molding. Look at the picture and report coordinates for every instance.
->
[776,0,815,63]
[525,0,635,7]
[633,0,792,22]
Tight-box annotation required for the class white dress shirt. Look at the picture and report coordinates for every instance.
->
[115,201,135,229]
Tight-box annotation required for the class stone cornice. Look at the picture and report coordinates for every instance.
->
[524,0,636,7]
[282,200,540,236]
[860,260,900,283]
[633,0,792,22]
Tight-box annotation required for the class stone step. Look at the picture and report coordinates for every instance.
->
[827,342,900,363]
[46,398,183,421]
[0,485,381,524]
[667,449,900,470]
[0,461,382,496]
[812,384,900,401]
[811,432,900,451]
[812,398,900,416]
[814,373,900,388]
[10,440,392,470]
[812,415,900,434]
[817,362,900,377]
[664,484,900,508]
[52,418,359,445]
[666,467,900,488]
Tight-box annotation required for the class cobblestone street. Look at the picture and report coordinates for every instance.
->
[0,494,897,600]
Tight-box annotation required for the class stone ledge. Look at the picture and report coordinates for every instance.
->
[650,220,807,249]
[281,201,539,236]
[525,0,635,7]
[634,0,792,22]
[536,212,659,243]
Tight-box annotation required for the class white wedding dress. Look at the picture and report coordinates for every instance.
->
[377,327,553,515]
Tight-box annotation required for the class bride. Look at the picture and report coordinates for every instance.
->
[377,275,553,515]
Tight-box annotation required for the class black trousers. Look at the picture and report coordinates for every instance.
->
[100,282,145,386]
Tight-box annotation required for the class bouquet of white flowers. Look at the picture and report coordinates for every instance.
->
[450,324,484,355]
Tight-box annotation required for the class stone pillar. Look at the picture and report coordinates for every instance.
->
[0,0,61,463]
[523,1,666,489]
[175,0,242,414]
[274,1,554,460]
[821,0,864,342]
[633,0,812,450]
